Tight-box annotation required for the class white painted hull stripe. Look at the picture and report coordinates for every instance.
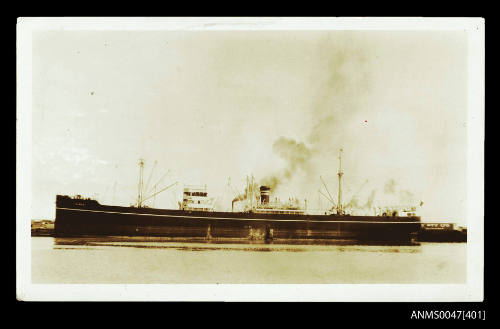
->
[56,207,419,224]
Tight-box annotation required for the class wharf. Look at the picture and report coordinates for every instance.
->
[31,220,55,237]
[418,223,466,242]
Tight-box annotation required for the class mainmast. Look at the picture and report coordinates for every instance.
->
[137,158,144,207]
[337,148,343,215]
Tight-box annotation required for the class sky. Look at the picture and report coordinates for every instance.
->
[30,29,469,224]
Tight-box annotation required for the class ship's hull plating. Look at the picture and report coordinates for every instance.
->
[55,196,421,244]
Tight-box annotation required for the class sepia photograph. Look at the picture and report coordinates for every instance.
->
[17,17,484,302]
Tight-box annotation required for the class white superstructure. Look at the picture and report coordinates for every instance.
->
[180,185,214,211]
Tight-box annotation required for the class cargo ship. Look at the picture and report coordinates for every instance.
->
[55,150,422,244]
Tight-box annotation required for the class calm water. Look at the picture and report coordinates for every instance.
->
[31,237,466,284]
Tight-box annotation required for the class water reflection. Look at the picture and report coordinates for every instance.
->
[53,236,421,254]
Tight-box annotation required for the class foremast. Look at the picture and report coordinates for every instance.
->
[137,158,145,207]
[136,159,177,208]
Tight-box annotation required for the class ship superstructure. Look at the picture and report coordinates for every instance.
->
[253,187,305,215]
[180,185,214,211]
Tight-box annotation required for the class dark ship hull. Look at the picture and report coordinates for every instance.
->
[55,195,421,244]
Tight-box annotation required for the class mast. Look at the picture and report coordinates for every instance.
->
[246,176,249,211]
[337,148,343,215]
[251,175,255,210]
[246,175,256,211]
[249,175,254,211]
[137,158,144,207]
